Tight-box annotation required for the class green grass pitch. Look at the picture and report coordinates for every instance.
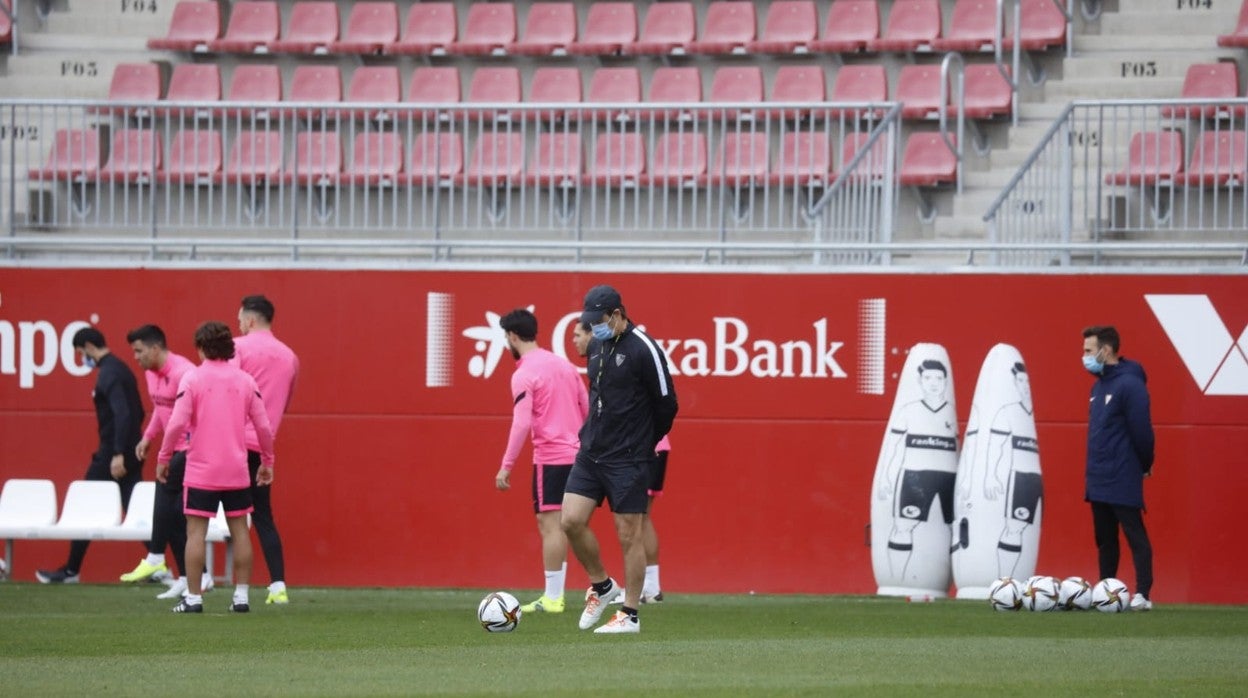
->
[2,585,1246,696]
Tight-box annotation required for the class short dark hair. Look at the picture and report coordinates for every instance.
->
[578,321,591,331]
[241,295,275,323]
[1011,361,1027,376]
[1082,325,1120,354]
[194,321,236,360]
[126,324,167,348]
[499,309,538,342]
[72,327,106,349]
[918,359,947,376]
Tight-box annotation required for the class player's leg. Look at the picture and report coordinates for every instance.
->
[154,451,191,599]
[1115,505,1153,608]
[642,451,666,603]
[561,492,605,580]
[248,451,287,604]
[38,455,110,583]
[224,486,255,612]
[593,460,649,634]
[1090,501,1120,581]
[175,491,211,613]
[614,511,646,611]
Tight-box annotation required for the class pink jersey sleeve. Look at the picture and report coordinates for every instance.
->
[157,371,195,465]
[656,434,671,453]
[500,370,533,472]
[247,374,276,467]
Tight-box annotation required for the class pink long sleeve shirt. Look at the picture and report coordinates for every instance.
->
[500,348,588,471]
[159,360,275,490]
[141,351,196,450]
[232,329,299,452]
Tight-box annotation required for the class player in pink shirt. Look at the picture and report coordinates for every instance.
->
[118,324,206,600]
[234,295,299,605]
[159,321,275,614]
[495,310,589,615]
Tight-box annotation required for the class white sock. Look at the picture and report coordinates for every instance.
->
[544,562,567,599]
[269,581,287,594]
[644,565,661,595]
[201,572,214,588]
[185,593,203,606]
[234,584,249,604]
[145,553,165,566]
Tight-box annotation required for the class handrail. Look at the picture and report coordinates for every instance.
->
[982,102,1075,223]
[938,52,966,195]
[810,102,903,216]
[993,0,1022,127]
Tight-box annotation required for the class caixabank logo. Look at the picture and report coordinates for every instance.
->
[424,292,888,395]
[1146,294,1248,396]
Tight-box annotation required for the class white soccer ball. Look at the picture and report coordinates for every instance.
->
[1059,576,1092,611]
[1091,577,1131,613]
[0,557,7,581]
[988,577,1023,612]
[477,591,522,632]
[1022,576,1061,612]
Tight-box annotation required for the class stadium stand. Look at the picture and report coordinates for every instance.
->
[223,64,282,118]
[268,1,339,55]
[208,1,279,54]
[330,1,399,55]
[95,129,161,184]
[567,2,636,56]
[1181,130,1248,187]
[689,1,757,55]
[105,63,162,115]
[446,2,516,56]
[147,0,220,52]
[748,0,818,55]
[386,2,457,56]
[1218,0,1248,47]
[1162,62,1242,119]
[625,1,696,56]
[407,132,464,185]
[809,0,879,53]
[867,0,941,53]
[509,2,577,56]
[222,129,285,185]
[932,0,996,53]
[160,128,224,183]
[1105,130,1186,187]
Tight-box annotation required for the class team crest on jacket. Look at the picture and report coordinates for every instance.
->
[616,354,625,366]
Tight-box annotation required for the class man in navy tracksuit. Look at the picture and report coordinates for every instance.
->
[1082,325,1155,611]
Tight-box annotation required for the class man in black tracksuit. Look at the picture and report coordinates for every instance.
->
[562,285,677,634]
[37,327,145,584]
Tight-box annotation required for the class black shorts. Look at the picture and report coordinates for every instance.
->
[184,486,252,519]
[531,463,572,513]
[896,469,956,524]
[1008,471,1043,524]
[162,451,187,494]
[648,451,668,496]
[565,452,650,514]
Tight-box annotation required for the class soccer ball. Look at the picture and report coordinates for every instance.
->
[1059,577,1092,611]
[988,577,1023,612]
[477,591,522,632]
[1022,576,1061,612]
[1091,577,1130,613]
[0,557,7,581]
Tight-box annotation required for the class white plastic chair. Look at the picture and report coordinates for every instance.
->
[0,479,59,576]
[46,480,123,540]
[107,481,156,541]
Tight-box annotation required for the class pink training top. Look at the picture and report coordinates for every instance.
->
[501,348,588,471]
[232,329,299,452]
[141,351,196,449]
[656,435,671,453]
[159,360,275,490]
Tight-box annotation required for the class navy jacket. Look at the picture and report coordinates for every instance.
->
[579,321,678,464]
[92,353,144,467]
[1085,358,1155,508]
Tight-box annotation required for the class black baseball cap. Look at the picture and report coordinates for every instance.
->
[581,285,622,325]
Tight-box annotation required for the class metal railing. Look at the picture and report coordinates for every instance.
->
[2,97,902,265]
[983,98,1248,266]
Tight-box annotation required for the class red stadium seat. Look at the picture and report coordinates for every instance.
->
[407,67,462,118]
[1105,131,1185,186]
[148,1,220,52]
[345,132,404,185]
[1182,130,1248,187]
[159,128,223,183]
[810,0,879,54]
[289,65,342,118]
[568,2,637,56]
[641,132,707,186]
[648,66,702,121]
[407,132,464,185]
[287,131,342,185]
[625,2,695,56]
[330,2,398,55]
[386,2,457,56]
[689,1,756,55]
[222,65,281,119]
[748,1,818,55]
[221,129,284,184]
[268,2,339,54]
[105,63,162,116]
[896,65,942,120]
[1004,0,1066,51]
[509,2,577,56]
[161,64,221,117]
[529,67,582,121]
[0,1,11,45]
[1219,0,1248,47]
[94,129,161,184]
[932,0,996,52]
[829,64,887,119]
[960,64,1012,119]
[708,66,764,119]
[209,1,279,54]
[159,129,222,183]
[528,132,583,186]
[29,129,101,181]
[459,132,525,186]
[1162,63,1242,119]
[770,65,826,118]
[467,67,522,121]
[773,132,832,185]
[586,132,646,186]
[447,3,516,56]
[867,0,940,52]
[587,67,641,121]
[703,131,769,186]
[898,132,957,186]
[346,66,401,120]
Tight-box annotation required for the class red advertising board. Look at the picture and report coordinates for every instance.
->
[0,269,1245,602]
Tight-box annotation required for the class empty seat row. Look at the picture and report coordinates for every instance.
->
[107,62,1011,121]
[1168,62,1247,119]
[1105,130,1248,188]
[29,126,957,189]
[148,0,1065,58]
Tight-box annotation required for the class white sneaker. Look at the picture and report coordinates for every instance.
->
[593,610,640,634]
[578,580,623,630]
[608,587,628,605]
[1130,593,1153,611]
[157,578,187,599]
[201,572,215,593]
[641,590,664,604]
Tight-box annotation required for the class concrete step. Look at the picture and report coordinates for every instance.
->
[1116,0,1230,13]
[1099,11,1239,36]
[1059,52,1237,81]
[46,0,174,39]
[932,215,991,239]
[1072,34,1237,51]
[16,31,150,52]
[4,53,156,99]
[1043,78,1186,100]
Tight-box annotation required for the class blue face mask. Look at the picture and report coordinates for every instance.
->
[591,319,614,341]
[1082,353,1103,375]
[83,355,97,369]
